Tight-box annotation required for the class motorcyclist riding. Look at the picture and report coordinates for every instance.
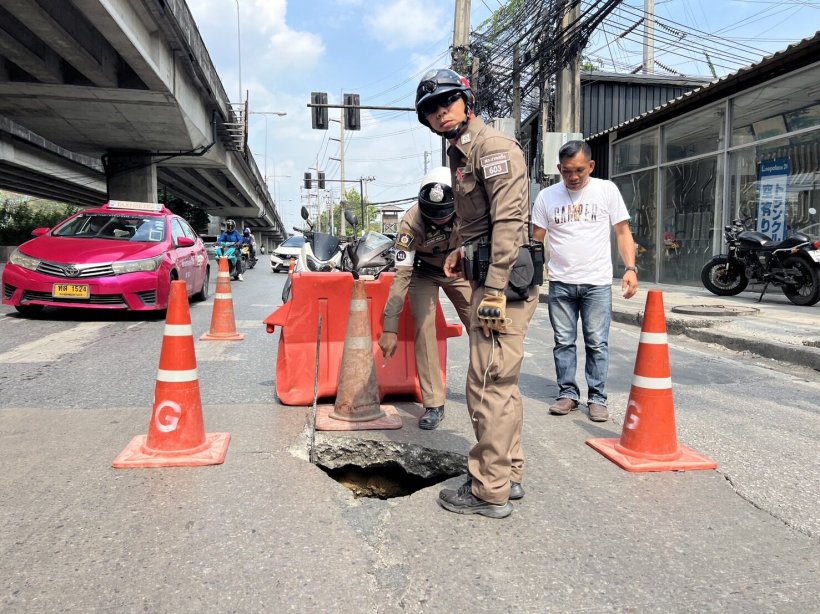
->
[241,227,257,261]
[217,219,244,281]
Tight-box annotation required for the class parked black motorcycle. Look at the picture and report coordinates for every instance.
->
[700,209,820,306]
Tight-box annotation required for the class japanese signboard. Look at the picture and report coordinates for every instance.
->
[757,158,790,242]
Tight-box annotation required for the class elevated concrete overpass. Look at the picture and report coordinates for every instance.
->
[0,0,286,243]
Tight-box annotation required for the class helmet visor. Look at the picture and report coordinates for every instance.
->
[418,91,464,117]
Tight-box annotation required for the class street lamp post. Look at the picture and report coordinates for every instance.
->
[249,111,287,182]
[234,0,242,102]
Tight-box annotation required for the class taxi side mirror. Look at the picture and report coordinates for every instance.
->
[177,236,195,247]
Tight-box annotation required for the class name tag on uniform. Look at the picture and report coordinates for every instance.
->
[423,234,447,246]
[480,153,510,179]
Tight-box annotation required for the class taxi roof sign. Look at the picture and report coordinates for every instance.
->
[105,200,165,213]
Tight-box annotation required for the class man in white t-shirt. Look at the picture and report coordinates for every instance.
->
[531,140,638,422]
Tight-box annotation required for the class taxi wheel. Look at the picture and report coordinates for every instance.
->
[15,305,44,317]
[193,267,210,302]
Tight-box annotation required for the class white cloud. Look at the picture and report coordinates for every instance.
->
[365,0,447,51]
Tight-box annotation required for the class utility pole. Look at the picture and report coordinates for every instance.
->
[643,0,655,74]
[555,0,582,135]
[513,46,521,138]
[446,0,472,166]
[339,107,346,235]
[452,0,471,75]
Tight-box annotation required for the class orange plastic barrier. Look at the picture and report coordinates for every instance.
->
[264,271,463,406]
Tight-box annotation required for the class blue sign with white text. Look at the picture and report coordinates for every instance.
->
[757,158,790,242]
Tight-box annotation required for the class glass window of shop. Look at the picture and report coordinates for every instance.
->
[728,131,820,243]
[728,66,820,244]
[665,104,726,162]
[661,156,724,284]
[612,170,657,278]
[731,65,820,146]
[613,130,658,174]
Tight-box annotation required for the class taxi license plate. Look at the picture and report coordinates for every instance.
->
[53,283,90,298]
[808,249,820,263]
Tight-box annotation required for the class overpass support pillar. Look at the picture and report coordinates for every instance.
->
[105,152,158,203]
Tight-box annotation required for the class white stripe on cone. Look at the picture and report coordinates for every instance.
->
[347,337,371,350]
[639,332,668,344]
[214,292,233,299]
[163,324,194,336]
[632,374,673,389]
[157,368,199,382]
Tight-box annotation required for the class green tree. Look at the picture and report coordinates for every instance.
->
[162,192,210,233]
[321,188,381,236]
[0,193,79,245]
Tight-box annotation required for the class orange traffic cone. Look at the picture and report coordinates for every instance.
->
[113,281,230,468]
[315,278,402,431]
[586,290,717,472]
[200,256,244,341]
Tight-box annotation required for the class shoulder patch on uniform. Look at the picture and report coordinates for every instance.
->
[396,231,415,249]
[480,152,510,179]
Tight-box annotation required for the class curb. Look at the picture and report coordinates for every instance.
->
[538,292,820,372]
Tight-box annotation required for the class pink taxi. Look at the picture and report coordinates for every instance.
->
[2,200,210,315]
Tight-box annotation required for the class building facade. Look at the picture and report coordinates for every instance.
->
[588,33,820,284]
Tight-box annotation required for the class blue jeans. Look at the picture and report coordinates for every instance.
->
[547,282,612,406]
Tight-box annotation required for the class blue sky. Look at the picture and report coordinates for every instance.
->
[187,0,819,231]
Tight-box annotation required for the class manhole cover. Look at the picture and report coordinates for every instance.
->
[670,304,759,317]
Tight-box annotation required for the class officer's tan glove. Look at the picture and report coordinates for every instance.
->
[477,290,508,336]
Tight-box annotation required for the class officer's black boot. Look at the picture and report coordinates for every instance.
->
[419,406,444,430]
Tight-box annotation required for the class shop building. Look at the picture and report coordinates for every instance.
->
[586,32,820,284]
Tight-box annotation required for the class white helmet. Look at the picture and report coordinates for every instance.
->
[418,167,454,224]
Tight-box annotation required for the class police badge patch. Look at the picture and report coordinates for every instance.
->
[480,152,510,179]
[396,232,414,249]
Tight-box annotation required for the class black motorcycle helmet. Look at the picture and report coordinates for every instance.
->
[226,219,236,231]
[415,68,474,139]
[418,167,455,225]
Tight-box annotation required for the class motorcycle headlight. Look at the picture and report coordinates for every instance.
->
[111,255,163,274]
[8,248,41,271]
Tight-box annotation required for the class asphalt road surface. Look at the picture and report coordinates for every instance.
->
[1,263,818,612]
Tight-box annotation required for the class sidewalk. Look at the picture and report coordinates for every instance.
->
[539,280,820,371]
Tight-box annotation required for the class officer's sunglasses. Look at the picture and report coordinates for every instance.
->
[419,91,463,117]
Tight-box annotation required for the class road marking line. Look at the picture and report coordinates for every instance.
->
[0,322,110,363]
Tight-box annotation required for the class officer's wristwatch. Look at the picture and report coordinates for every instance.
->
[623,266,637,275]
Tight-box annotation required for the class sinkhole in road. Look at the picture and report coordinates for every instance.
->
[310,441,466,499]
[320,462,460,499]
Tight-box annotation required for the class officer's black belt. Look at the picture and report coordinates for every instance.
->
[413,257,445,276]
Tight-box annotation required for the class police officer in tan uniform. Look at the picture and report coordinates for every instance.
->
[378,168,472,430]
[416,68,539,519]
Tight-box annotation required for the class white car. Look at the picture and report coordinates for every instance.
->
[270,235,305,272]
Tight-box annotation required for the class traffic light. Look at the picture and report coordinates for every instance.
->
[317,171,326,190]
[303,172,312,189]
[344,93,361,131]
[311,92,328,130]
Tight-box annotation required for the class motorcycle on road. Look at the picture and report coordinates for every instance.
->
[700,207,820,306]
[215,242,242,280]
[240,244,257,270]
